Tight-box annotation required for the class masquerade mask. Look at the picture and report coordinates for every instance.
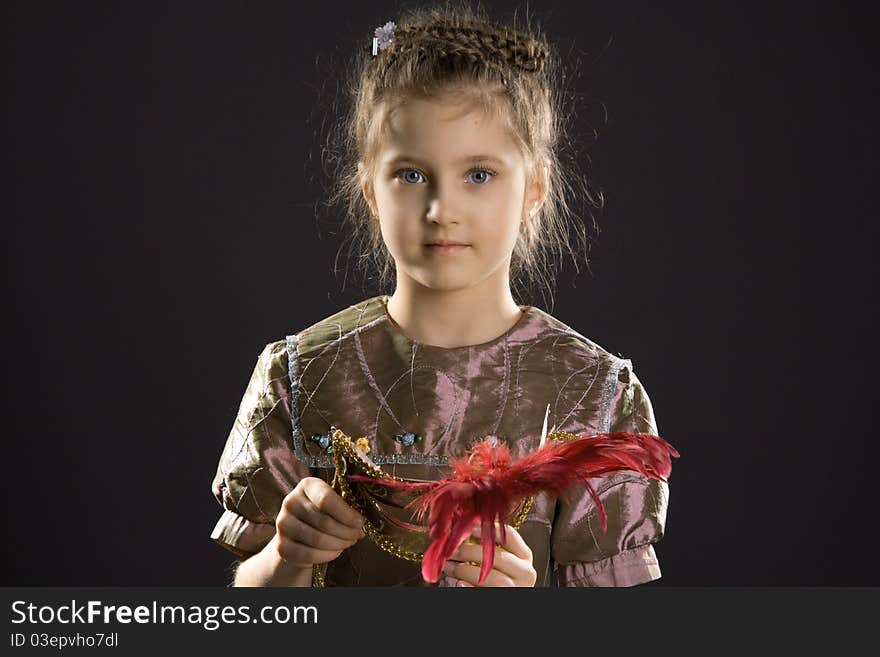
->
[311,407,679,586]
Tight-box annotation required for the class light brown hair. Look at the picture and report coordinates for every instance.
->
[322,1,602,310]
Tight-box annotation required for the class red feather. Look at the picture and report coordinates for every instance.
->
[349,431,679,584]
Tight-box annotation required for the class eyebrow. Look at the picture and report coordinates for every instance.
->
[383,154,506,167]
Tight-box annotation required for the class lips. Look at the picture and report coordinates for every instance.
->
[425,241,470,246]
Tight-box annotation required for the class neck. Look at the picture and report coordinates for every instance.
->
[384,272,526,349]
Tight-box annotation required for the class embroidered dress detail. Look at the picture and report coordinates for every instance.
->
[394,431,421,446]
[600,357,633,433]
[287,295,618,470]
[310,432,333,452]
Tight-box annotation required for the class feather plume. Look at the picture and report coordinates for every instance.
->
[349,431,679,584]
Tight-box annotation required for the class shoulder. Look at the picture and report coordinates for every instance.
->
[527,306,633,375]
[255,296,385,366]
[232,340,293,412]
[252,339,291,378]
[287,296,387,359]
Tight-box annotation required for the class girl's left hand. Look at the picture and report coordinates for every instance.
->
[442,523,537,587]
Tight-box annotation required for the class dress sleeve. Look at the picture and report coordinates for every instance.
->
[551,361,671,586]
[209,339,312,559]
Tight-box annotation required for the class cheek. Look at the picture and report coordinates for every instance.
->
[376,186,423,222]
[472,187,523,238]
[375,201,420,253]
[382,218,418,250]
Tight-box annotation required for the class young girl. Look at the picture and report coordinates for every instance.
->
[210,3,671,587]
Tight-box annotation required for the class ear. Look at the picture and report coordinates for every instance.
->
[524,159,550,219]
[358,161,378,218]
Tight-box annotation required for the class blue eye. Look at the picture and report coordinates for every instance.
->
[394,167,496,185]
[467,169,495,185]
[397,169,425,184]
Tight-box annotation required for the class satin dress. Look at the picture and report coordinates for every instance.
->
[210,295,670,586]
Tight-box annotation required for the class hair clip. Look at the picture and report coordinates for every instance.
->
[372,21,396,56]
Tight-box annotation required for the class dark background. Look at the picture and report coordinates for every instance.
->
[5,1,876,586]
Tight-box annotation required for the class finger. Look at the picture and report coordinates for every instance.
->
[276,535,343,567]
[276,513,359,552]
[288,494,365,543]
[302,478,366,528]
[444,561,515,588]
[447,535,480,561]
[440,573,473,588]
[451,542,524,579]
[472,523,532,561]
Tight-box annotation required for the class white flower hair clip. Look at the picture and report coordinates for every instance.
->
[372,21,396,56]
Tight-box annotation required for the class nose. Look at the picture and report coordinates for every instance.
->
[425,179,460,225]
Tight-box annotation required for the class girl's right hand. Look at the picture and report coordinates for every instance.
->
[273,477,366,569]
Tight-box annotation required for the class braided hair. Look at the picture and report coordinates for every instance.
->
[324,1,599,310]
[372,19,549,77]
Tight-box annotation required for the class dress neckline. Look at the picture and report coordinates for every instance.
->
[378,294,533,351]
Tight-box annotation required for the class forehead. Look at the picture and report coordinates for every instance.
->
[377,97,522,163]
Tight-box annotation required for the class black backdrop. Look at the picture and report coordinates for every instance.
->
[5,1,876,586]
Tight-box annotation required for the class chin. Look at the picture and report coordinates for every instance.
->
[408,269,478,293]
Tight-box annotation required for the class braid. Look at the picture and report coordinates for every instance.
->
[370,19,548,77]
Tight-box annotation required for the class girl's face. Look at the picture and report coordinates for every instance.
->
[363,96,543,294]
